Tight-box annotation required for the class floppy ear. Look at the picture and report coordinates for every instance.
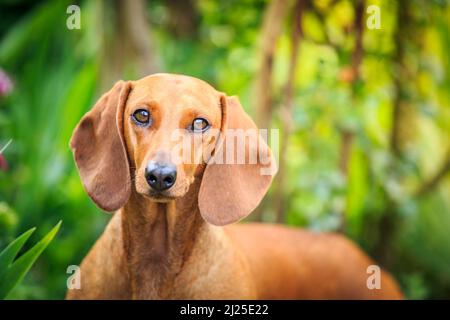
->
[70,80,132,212]
[198,95,277,226]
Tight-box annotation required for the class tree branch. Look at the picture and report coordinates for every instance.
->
[415,151,450,197]
[389,0,408,156]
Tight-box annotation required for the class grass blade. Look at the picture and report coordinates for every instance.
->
[0,228,35,280]
[0,221,61,299]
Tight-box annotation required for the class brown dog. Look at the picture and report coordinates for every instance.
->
[67,73,402,299]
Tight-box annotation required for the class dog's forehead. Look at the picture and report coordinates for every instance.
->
[129,74,219,108]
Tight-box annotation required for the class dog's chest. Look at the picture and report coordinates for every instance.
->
[163,231,256,299]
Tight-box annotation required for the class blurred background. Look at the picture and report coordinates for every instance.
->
[0,0,449,299]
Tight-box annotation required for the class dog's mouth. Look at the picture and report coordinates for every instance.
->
[135,172,191,202]
[144,190,176,202]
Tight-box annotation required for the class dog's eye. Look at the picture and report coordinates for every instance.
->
[191,118,210,133]
[132,109,150,126]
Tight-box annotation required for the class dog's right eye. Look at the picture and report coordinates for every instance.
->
[132,109,151,126]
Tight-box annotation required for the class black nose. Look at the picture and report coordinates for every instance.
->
[145,162,177,191]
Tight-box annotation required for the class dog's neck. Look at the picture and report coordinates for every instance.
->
[120,177,206,299]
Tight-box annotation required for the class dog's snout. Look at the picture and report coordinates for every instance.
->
[145,161,177,191]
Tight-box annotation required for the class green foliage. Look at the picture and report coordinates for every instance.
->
[0,0,448,299]
[0,221,61,299]
[0,0,104,299]
[0,202,18,245]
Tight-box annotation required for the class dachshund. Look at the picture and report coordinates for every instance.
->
[67,73,403,299]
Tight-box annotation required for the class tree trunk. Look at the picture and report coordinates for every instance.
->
[165,0,199,38]
[252,0,294,221]
[374,0,410,266]
[253,0,294,131]
[101,0,158,90]
[274,0,305,223]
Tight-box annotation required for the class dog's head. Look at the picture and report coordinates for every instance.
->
[70,74,276,226]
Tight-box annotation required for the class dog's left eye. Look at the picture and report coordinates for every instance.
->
[190,118,210,133]
[132,109,150,126]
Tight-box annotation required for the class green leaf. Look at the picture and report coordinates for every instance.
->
[0,1,69,65]
[345,145,369,238]
[0,221,61,299]
[0,228,35,280]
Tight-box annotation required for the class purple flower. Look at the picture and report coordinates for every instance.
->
[0,154,7,171]
[0,139,12,171]
[0,69,13,96]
